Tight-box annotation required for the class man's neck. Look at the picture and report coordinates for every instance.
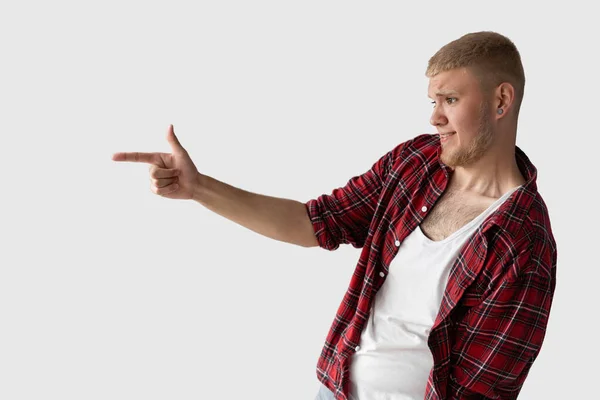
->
[448,143,525,199]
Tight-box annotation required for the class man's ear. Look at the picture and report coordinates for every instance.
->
[495,82,515,118]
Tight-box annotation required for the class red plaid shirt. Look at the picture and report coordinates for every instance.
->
[304,133,557,399]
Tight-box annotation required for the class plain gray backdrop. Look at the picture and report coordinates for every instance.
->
[1,0,597,398]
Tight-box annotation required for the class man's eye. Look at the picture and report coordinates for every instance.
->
[431,98,457,107]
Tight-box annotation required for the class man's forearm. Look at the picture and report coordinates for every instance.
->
[192,173,319,248]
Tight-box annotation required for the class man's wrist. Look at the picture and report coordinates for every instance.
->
[191,172,208,203]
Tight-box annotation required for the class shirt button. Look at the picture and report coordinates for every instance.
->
[395,240,400,247]
[355,345,361,352]
[379,271,385,277]
[421,206,428,212]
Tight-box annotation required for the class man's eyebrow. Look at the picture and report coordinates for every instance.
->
[427,90,460,99]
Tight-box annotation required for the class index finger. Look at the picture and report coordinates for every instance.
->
[112,152,160,164]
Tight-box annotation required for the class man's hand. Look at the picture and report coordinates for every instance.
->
[112,124,202,200]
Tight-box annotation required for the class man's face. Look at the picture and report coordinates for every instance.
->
[427,67,495,168]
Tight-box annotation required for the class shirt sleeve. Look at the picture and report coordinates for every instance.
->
[303,149,393,251]
[447,250,557,399]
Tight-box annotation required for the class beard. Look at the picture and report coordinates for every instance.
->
[440,102,495,168]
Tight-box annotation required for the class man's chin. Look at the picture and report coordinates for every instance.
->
[440,150,456,168]
[440,156,457,169]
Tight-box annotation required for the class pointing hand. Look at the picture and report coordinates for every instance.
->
[112,125,201,200]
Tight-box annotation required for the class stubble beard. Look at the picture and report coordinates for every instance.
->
[440,103,495,168]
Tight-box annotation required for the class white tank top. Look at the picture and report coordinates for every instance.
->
[348,186,520,400]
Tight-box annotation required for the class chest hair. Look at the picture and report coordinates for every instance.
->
[420,189,495,241]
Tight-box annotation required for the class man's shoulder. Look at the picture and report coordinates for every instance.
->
[389,133,439,162]
[508,190,557,278]
[527,191,557,252]
[410,132,440,148]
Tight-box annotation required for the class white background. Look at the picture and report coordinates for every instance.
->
[1,1,597,399]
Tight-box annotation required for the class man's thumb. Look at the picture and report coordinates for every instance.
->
[167,124,185,152]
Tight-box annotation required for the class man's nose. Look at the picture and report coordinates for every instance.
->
[430,106,447,127]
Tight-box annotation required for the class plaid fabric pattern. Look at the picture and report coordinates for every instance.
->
[305,133,557,399]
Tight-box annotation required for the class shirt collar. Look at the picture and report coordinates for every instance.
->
[494,145,538,240]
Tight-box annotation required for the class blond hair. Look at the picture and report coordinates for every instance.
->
[426,31,525,116]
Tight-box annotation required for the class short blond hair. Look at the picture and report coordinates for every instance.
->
[426,31,525,115]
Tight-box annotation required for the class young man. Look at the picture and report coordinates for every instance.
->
[113,31,557,400]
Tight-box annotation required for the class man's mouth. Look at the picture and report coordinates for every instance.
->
[440,132,456,141]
